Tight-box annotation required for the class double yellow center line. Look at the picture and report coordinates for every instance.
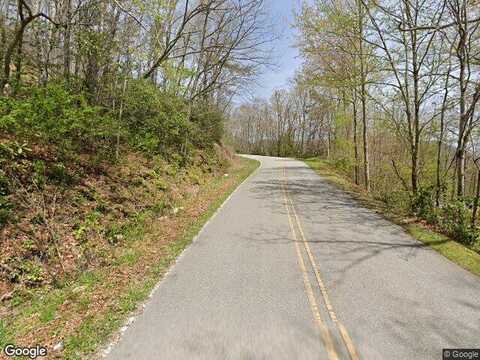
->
[281,167,360,360]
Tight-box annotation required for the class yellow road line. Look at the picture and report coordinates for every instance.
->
[282,172,339,360]
[284,166,361,360]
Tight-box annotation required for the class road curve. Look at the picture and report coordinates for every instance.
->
[105,155,480,360]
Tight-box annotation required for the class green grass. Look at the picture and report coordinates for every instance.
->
[0,321,11,350]
[63,278,159,359]
[78,271,104,287]
[408,224,480,275]
[38,293,65,323]
[115,249,142,266]
[303,157,480,277]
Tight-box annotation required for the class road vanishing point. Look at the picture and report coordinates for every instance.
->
[105,155,480,360]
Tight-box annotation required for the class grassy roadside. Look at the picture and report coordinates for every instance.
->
[0,156,259,360]
[303,158,480,277]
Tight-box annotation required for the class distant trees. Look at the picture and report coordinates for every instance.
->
[229,76,325,157]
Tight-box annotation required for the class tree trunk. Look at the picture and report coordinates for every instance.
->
[411,145,418,194]
[13,33,23,91]
[436,58,451,206]
[115,77,128,161]
[353,93,359,185]
[456,82,466,198]
[471,165,480,229]
[63,0,72,83]
[411,8,420,196]
[456,146,466,197]
[455,16,467,198]
[357,0,370,191]
[1,19,30,91]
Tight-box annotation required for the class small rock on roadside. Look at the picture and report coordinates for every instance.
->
[114,234,124,241]
[224,173,229,177]
[0,292,13,302]
[72,285,86,294]
[53,341,64,352]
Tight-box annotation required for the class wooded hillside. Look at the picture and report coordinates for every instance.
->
[0,0,270,314]
[0,1,271,355]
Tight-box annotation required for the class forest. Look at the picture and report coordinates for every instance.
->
[230,0,480,252]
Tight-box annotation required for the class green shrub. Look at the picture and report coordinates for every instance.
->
[0,140,31,160]
[3,257,45,286]
[380,190,410,213]
[412,186,436,222]
[190,102,224,147]
[440,200,479,245]
[48,163,75,185]
[122,81,223,158]
[21,261,45,286]
[154,177,169,191]
[1,81,223,166]
[0,195,13,227]
[0,97,16,131]
[123,79,192,156]
[0,170,10,195]
[332,158,352,175]
[0,84,114,151]
[151,199,170,215]
[105,223,128,245]
[32,160,47,188]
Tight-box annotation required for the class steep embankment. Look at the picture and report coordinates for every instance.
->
[0,138,258,358]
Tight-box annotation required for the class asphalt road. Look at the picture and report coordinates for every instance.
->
[105,155,480,360]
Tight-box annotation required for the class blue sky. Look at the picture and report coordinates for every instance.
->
[251,0,303,98]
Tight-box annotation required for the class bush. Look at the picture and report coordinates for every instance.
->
[189,102,224,147]
[123,79,192,156]
[31,160,46,188]
[0,97,16,131]
[48,163,75,185]
[0,84,114,151]
[1,81,224,164]
[412,186,437,223]
[380,190,411,213]
[0,170,10,196]
[440,200,479,245]
[332,157,353,175]
[121,81,224,160]
[0,140,31,160]
[0,195,13,228]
